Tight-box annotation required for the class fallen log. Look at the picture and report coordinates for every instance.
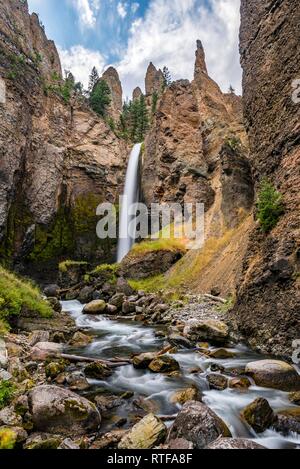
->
[60,353,132,368]
[203,294,227,304]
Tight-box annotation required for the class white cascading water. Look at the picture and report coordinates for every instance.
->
[117,143,142,262]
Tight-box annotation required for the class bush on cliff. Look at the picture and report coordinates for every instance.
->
[0,267,52,331]
[257,180,284,232]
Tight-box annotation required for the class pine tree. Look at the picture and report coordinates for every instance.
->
[151,91,159,115]
[229,85,235,94]
[88,66,99,94]
[89,79,111,117]
[162,66,172,90]
[136,94,149,142]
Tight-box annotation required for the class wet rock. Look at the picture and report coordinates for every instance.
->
[210,363,225,373]
[168,401,231,449]
[133,397,160,414]
[148,355,180,373]
[31,342,64,361]
[78,286,95,304]
[207,374,229,391]
[58,438,81,450]
[184,319,229,345]
[206,438,266,449]
[289,392,300,406]
[168,334,193,349]
[68,332,92,347]
[47,297,62,313]
[170,386,202,405]
[122,301,136,315]
[90,430,127,449]
[118,414,167,449]
[106,304,118,315]
[28,385,101,436]
[83,300,107,314]
[209,349,236,359]
[94,395,122,414]
[0,407,22,426]
[24,433,63,450]
[29,331,50,347]
[245,360,300,392]
[45,361,66,380]
[277,408,300,423]
[84,362,112,380]
[241,398,276,433]
[165,438,195,449]
[44,285,60,298]
[229,377,251,390]
[66,372,90,391]
[273,414,300,436]
[133,352,157,369]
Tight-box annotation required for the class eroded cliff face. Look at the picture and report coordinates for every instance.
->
[0,0,127,279]
[101,66,123,121]
[232,0,300,357]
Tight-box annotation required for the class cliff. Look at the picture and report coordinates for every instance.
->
[231,0,300,357]
[0,0,127,280]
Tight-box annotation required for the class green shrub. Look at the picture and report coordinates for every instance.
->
[257,180,284,232]
[0,428,17,450]
[58,260,88,273]
[0,381,15,410]
[0,267,52,329]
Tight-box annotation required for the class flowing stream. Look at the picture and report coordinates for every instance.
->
[117,143,142,263]
[62,300,300,450]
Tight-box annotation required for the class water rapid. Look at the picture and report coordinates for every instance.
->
[62,300,300,450]
[117,143,142,262]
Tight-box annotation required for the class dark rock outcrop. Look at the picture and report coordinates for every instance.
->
[232,0,300,357]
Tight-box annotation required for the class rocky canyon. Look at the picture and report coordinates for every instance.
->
[0,0,299,453]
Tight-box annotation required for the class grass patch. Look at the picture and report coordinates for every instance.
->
[216,294,236,313]
[128,275,166,293]
[0,381,15,410]
[132,238,186,256]
[58,260,88,273]
[89,263,119,285]
[0,266,52,330]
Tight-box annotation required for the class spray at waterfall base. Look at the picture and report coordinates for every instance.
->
[96,198,205,262]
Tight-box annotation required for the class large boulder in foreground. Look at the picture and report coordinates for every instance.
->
[241,398,276,433]
[168,401,231,449]
[148,355,180,374]
[245,360,300,392]
[28,385,101,436]
[184,319,229,345]
[118,414,167,449]
[83,300,107,314]
[206,438,266,449]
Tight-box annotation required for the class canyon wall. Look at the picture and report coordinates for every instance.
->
[231,0,300,357]
[0,0,127,280]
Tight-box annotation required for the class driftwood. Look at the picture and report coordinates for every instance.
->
[203,294,227,304]
[59,353,132,368]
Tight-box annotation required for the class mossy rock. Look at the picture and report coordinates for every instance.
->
[148,355,180,374]
[241,398,276,433]
[118,414,167,449]
[45,361,66,380]
[84,362,112,380]
[170,386,202,405]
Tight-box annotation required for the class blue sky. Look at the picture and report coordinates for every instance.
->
[28,0,242,99]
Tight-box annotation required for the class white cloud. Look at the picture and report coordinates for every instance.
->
[58,45,106,88]
[117,2,127,19]
[71,0,100,28]
[116,0,242,98]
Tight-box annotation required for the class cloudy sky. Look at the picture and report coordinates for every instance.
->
[28,0,242,99]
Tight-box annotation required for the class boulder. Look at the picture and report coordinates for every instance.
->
[84,362,112,380]
[110,293,125,309]
[148,355,180,373]
[83,300,107,314]
[119,249,184,280]
[184,319,229,345]
[245,360,300,392]
[68,332,92,347]
[133,352,157,369]
[58,438,81,450]
[289,392,300,406]
[168,401,231,449]
[66,372,90,391]
[165,438,194,449]
[168,334,193,349]
[241,398,276,433]
[90,430,127,449]
[106,305,118,315]
[273,414,300,436]
[47,297,62,313]
[206,438,266,449]
[78,286,95,304]
[45,361,66,380]
[44,284,60,298]
[207,374,229,391]
[29,331,50,346]
[229,377,251,390]
[30,342,64,361]
[170,386,202,405]
[118,414,167,449]
[24,433,63,450]
[28,385,101,436]
[209,349,236,359]
[122,301,136,315]
[0,407,22,426]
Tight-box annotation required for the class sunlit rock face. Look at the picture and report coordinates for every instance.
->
[102,66,123,121]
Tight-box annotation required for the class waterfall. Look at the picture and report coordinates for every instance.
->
[117,143,142,263]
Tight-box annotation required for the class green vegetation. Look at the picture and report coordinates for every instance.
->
[89,263,119,285]
[162,66,172,90]
[89,79,111,117]
[43,71,83,103]
[0,266,52,331]
[88,66,100,94]
[225,136,242,152]
[131,238,186,256]
[0,381,16,410]
[118,95,149,142]
[216,294,236,314]
[257,180,284,232]
[58,260,88,273]
[128,275,166,293]
[0,428,17,450]
[6,53,26,80]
